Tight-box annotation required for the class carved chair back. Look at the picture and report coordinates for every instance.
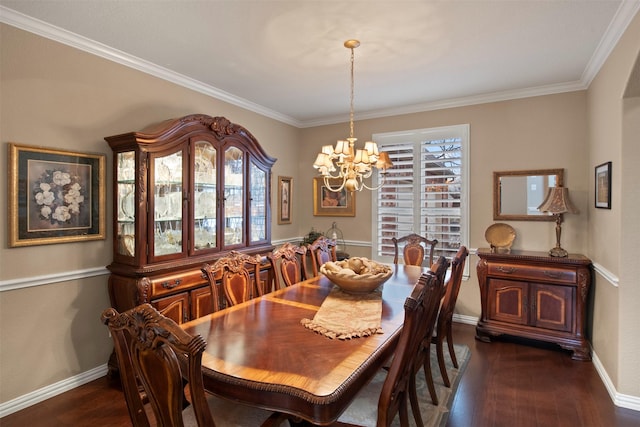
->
[377,267,444,426]
[308,236,338,277]
[101,303,214,427]
[268,242,308,289]
[205,251,264,308]
[392,233,438,267]
[200,263,223,313]
[432,246,469,387]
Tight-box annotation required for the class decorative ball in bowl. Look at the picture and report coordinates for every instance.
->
[320,257,392,294]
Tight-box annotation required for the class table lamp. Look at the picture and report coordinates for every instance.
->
[537,186,579,257]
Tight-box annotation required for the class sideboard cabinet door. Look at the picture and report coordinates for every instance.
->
[531,283,573,332]
[487,279,528,326]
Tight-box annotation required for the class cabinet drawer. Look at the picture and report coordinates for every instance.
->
[150,269,207,297]
[488,263,576,285]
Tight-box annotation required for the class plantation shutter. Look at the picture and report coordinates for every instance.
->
[373,125,468,264]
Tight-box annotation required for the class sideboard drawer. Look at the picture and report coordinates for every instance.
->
[488,262,576,285]
[150,270,207,297]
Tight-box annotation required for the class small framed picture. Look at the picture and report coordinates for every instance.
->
[595,161,612,209]
[278,176,293,224]
[8,143,106,247]
[313,177,356,217]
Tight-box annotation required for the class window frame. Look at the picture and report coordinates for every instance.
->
[370,124,469,272]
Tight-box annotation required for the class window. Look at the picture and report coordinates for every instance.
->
[371,124,469,265]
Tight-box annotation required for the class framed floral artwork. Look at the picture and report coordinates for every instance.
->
[8,143,106,247]
[278,176,293,224]
[595,161,612,209]
[313,177,356,217]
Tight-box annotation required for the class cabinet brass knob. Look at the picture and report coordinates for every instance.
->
[543,270,563,279]
[161,279,182,289]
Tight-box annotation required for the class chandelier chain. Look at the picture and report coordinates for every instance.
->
[349,47,355,140]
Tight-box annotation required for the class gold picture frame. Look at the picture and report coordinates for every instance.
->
[278,176,293,224]
[8,143,106,247]
[313,177,355,217]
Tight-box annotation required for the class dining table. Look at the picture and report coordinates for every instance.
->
[181,263,428,426]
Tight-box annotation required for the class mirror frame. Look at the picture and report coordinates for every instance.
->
[493,168,564,221]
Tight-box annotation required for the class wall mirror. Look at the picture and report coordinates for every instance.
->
[493,168,564,221]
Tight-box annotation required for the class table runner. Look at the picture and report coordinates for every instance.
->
[301,286,383,339]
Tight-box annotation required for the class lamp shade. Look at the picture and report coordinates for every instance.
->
[537,186,579,215]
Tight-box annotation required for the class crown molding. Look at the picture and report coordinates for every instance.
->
[2,3,638,129]
[0,6,302,127]
[581,1,640,85]
[300,80,588,128]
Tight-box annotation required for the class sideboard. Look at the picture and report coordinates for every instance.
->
[476,248,592,360]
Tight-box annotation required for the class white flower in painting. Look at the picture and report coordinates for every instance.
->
[35,189,55,206]
[40,205,52,218]
[52,170,71,186]
[64,183,84,205]
[52,205,71,222]
[34,169,85,224]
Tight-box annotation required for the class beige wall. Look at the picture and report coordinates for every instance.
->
[0,24,300,403]
[1,10,639,409]
[300,92,590,320]
[587,10,640,398]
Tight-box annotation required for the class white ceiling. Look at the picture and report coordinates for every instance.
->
[1,1,639,127]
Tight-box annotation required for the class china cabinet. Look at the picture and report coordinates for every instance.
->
[105,114,276,329]
[476,249,592,360]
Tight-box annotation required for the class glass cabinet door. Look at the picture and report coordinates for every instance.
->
[224,146,244,246]
[116,151,136,257]
[193,140,217,252]
[249,161,267,242]
[152,150,184,257]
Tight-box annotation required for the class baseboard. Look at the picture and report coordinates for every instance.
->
[452,313,478,325]
[591,350,640,411]
[0,364,108,418]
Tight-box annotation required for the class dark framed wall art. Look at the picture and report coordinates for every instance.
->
[8,143,106,247]
[278,176,292,224]
[595,161,612,209]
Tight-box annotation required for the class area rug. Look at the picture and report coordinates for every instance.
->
[336,343,471,427]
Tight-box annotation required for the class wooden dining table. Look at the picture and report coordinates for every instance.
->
[181,263,428,426]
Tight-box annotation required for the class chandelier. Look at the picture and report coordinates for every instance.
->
[313,40,393,192]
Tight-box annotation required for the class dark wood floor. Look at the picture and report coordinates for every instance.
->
[2,323,639,426]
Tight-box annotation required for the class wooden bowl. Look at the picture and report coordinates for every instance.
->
[320,264,392,294]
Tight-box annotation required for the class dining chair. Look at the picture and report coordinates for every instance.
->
[202,251,264,308]
[308,236,338,277]
[418,256,450,406]
[432,246,469,387]
[334,268,444,427]
[267,242,308,289]
[101,303,286,427]
[392,233,438,267]
[200,262,224,313]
